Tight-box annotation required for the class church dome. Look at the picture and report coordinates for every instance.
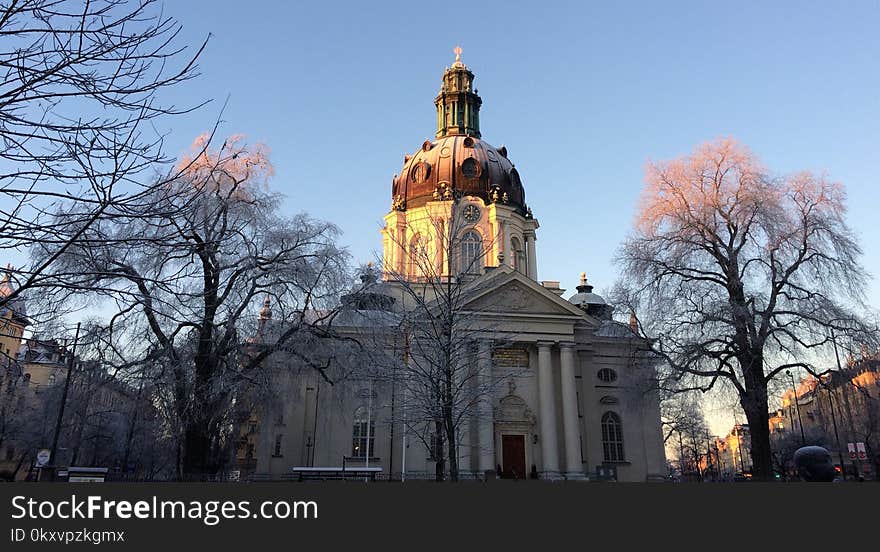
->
[389,48,530,216]
[392,135,526,213]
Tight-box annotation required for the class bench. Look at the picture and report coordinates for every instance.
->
[288,466,383,482]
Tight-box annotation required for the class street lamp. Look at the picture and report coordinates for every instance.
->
[786,370,806,446]
[822,384,847,480]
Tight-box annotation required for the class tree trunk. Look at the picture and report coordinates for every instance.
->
[443,380,459,482]
[181,350,219,479]
[434,422,445,482]
[183,423,211,480]
[740,389,773,480]
[445,418,458,482]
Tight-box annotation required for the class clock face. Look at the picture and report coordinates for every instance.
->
[463,204,480,223]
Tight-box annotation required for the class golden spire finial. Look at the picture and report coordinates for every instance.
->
[580,272,587,286]
[454,46,462,62]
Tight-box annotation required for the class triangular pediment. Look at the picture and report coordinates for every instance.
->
[460,269,589,319]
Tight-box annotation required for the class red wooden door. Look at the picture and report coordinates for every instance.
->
[502,434,526,479]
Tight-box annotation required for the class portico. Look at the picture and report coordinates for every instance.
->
[456,270,600,480]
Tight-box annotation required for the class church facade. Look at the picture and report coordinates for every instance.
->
[238,51,666,482]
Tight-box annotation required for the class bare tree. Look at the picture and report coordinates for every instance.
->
[40,135,349,479]
[0,0,208,312]
[660,391,709,480]
[614,138,876,480]
[381,195,516,481]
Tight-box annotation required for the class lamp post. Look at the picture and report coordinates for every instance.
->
[47,323,81,480]
[787,370,806,446]
[736,427,746,476]
[827,327,850,480]
[823,385,847,480]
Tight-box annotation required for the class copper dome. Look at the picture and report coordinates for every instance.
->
[389,49,530,216]
[391,135,526,213]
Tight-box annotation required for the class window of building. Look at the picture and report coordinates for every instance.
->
[351,407,375,459]
[511,236,524,273]
[601,411,625,462]
[273,434,283,457]
[460,230,483,274]
[5,446,14,462]
[408,234,426,278]
[597,368,617,383]
[461,157,480,178]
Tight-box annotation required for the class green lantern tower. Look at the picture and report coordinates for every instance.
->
[434,47,482,139]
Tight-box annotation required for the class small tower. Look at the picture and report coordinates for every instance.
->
[567,272,610,319]
[0,264,29,359]
[257,295,272,336]
[629,311,639,333]
[435,47,482,139]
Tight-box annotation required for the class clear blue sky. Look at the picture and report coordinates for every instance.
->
[157,0,880,309]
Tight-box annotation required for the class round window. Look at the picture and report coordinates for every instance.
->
[461,157,480,178]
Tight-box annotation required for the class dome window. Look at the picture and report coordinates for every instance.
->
[597,368,618,383]
[509,168,522,190]
[463,136,475,148]
[410,161,430,183]
[461,157,480,178]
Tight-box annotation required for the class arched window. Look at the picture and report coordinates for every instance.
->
[597,368,617,383]
[601,412,625,462]
[510,236,524,273]
[351,407,375,459]
[408,234,426,278]
[460,230,483,274]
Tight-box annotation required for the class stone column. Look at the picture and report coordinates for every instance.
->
[477,340,495,475]
[525,231,538,280]
[396,222,407,275]
[537,341,560,478]
[560,343,583,479]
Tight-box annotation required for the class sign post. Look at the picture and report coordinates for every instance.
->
[36,449,51,467]
[34,449,51,482]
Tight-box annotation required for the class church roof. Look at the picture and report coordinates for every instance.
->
[593,320,638,338]
[454,266,593,320]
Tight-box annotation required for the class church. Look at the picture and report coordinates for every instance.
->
[238,50,666,482]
